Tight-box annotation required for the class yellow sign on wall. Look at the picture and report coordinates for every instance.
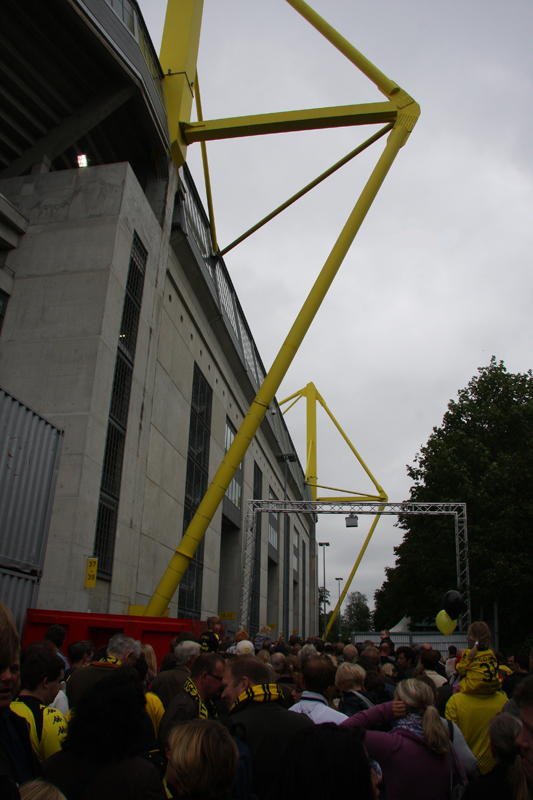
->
[267,623,277,630]
[219,612,236,620]
[85,558,98,588]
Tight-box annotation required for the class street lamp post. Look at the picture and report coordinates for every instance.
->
[318,542,329,640]
[335,577,343,641]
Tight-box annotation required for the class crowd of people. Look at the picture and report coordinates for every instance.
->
[1,606,533,800]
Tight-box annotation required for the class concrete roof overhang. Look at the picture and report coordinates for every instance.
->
[0,0,170,183]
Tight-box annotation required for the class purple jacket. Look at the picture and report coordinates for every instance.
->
[341,702,451,800]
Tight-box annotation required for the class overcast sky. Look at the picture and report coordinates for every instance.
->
[137,0,533,621]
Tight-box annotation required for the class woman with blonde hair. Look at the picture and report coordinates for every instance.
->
[341,678,464,800]
[462,713,529,800]
[140,644,158,683]
[165,720,239,799]
[335,662,377,715]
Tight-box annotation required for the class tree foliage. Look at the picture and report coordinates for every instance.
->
[373,358,533,650]
[343,591,372,632]
[318,587,330,608]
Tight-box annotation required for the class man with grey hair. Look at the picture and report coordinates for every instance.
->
[343,644,357,663]
[271,652,285,673]
[150,640,200,709]
[298,644,318,665]
[65,633,139,709]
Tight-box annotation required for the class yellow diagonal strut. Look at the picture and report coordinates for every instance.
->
[278,382,387,640]
[144,0,420,617]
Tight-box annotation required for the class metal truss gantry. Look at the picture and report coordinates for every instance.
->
[239,501,471,635]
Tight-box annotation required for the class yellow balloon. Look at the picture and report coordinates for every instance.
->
[450,618,458,633]
[436,609,454,635]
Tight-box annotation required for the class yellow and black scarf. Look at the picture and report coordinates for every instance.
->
[98,655,122,666]
[230,683,284,713]
[183,676,219,720]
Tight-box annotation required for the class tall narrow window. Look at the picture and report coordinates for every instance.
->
[293,528,299,572]
[224,418,242,509]
[268,488,278,549]
[0,290,9,334]
[178,363,213,619]
[250,461,263,638]
[93,232,147,577]
[302,539,306,639]
[283,516,290,637]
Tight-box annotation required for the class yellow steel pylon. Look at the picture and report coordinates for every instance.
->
[279,383,387,639]
[143,0,419,617]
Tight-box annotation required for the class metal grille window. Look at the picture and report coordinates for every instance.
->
[93,232,147,578]
[225,418,242,509]
[250,462,263,638]
[283,516,290,637]
[101,422,125,498]
[0,290,8,334]
[268,488,279,549]
[293,528,299,572]
[94,497,119,575]
[109,352,133,429]
[178,364,212,619]
[302,539,306,639]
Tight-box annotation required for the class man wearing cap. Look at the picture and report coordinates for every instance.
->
[236,640,255,657]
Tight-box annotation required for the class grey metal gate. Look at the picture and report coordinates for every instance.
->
[0,387,63,634]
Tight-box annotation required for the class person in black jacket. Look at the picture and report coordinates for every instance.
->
[199,618,222,653]
[42,668,166,800]
[335,662,377,715]
[463,712,527,799]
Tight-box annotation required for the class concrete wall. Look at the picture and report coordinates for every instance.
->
[0,159,317,634]
[0,163,172,613]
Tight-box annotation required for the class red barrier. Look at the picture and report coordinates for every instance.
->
[22,609,215,666]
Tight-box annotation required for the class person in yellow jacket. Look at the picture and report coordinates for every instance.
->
[145,691,164,739]
[455,621,501,694]
[446,621,506,774]
[10,644,67,762]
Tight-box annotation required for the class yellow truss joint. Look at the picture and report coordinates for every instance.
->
[160,0,204,167]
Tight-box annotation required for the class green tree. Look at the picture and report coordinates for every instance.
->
[343,591,372,632]
[318,587,330,608]
[373,358,533,650]
[318,587,331,637]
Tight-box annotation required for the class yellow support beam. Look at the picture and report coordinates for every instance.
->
[325,511,384,640]
[144,122,409,617]
[285,0,400,100]
[160,0,204,167]
[305,383,318,500]
[181,102,397,143]
[279,382,387,502]
[145,0,420,617]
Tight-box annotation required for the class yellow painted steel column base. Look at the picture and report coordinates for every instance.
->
[129,605,169,617]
